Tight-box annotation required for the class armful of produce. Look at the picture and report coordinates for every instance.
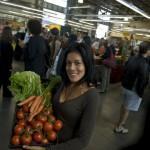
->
[9,71,61,121]
[9,72,63,147]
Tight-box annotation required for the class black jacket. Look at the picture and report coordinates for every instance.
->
[24,35,48,78]
[0,40,13,71]
[122,55,149,97]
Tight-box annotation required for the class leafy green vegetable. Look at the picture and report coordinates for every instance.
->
[42,75,62,107]
[9,71,42,101]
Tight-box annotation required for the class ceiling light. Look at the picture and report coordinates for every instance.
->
[136,33,145,36]
[67,20,95,28]
[68,5,91,10]
[78,0,83,3]
[115,0,150,19]
[78,20,94,26]
[73,14,139,19]
[22,10,43,17]
[80,19,130,24]
[0,1,43,13]
[9,11,42,19]
[0,1,66,21]
[0,1,56,15]
[68,23,95,30]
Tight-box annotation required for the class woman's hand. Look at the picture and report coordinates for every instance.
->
[23,145,46,150]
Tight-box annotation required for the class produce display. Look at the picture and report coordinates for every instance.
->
[9,71,62,148]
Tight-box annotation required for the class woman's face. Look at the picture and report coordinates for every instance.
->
[66,51,85,83]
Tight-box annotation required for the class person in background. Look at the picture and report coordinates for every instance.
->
[14,27,25,61]
[20,42,100,150]
[100,39,116,93]
[114,41,150,134]
[24,19,48,79]
[98,38,106,56]
[48,32,70,76]
[121,92,150,150]
[76,31,83,43]
[148,56,150,71]
[61,32,70,48]
[56,33,77,75]
[41,27,48,40]
[23,28,31,44]
[49,28,61,63]
[83,34,91,48]
[130,45,139,57]
[0,26,13,97]
[91,38,99,56]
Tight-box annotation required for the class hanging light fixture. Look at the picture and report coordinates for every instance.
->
[78,0,83,4]
[115,0,150,19]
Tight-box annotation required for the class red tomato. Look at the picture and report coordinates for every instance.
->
[53,120,63,131]
[21,134,32,145]
[18,119,26,126]
[33,132,43,143]
[14,124,24,135]
[36,114,47,123]
[11,135,20,145]
[29,119,35,126]
[43,122,53,132]
[25,126,32,134]
[22,104,29,113]
[32,120,43,129]
[47,131,57,142]
[16,110,25,120]
[42,138,49,144]
[48,115,56,123]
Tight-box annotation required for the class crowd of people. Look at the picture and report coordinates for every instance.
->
[0,19,150,150]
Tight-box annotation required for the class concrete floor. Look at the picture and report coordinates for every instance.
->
[0,60,149,150]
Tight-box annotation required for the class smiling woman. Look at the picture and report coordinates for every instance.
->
[23,42,100,150]
[66,51,86,83]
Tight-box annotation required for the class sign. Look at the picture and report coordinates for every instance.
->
[44,0,67,8]
[42,8,66,26]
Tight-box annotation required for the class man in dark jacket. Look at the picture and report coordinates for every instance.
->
[114,41,150,134]
[24,19,48,79]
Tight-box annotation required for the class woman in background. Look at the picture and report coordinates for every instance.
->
[0,26,13,97]
[100,39,116,92]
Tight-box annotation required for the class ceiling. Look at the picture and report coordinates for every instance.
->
[0,0,150,21]
[67,0,150,40]
[85,0,150,16]
[0,0,149,40]
[68,0,150,21]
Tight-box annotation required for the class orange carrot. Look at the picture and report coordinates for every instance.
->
[18,96,36,106]
[31,97,43,114]
[30,96,42,113]
[28,100,33,108]
[28,104,44,121]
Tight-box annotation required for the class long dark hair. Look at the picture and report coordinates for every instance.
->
[1,26,12,42]
[60,42,95,86]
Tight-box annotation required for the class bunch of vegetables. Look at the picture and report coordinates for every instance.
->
[11,106,63,146]
[9,71,63,147]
